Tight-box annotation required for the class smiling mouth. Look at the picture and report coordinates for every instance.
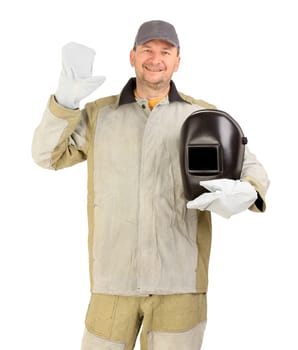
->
[144,65,164,72]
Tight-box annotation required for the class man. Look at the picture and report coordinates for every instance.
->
[32,20,269,350]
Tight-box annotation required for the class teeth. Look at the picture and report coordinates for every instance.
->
[145,65,163,72]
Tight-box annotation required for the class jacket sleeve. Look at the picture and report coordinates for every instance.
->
[32,95,90,170]
[240,146,270,212]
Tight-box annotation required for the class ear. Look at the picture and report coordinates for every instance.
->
[130,50,135,67]
[174,56,181,72]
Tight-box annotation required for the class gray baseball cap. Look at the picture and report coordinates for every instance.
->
[134,20,180,48]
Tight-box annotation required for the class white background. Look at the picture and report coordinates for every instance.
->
[1,0,297,349]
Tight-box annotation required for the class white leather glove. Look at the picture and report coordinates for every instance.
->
[187,179,258,218]
[55,42,105,109]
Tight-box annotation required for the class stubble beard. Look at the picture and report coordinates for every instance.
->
[138,74,170,93]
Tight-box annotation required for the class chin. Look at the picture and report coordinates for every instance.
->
[144,75,164,84]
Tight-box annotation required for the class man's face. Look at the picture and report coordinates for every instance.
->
[130,39,180,88]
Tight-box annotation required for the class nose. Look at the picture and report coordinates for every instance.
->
[150,51,162,63]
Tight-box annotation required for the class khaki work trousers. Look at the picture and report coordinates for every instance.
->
[81,293,207,350]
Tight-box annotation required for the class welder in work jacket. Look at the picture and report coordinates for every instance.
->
[32,77,269,296]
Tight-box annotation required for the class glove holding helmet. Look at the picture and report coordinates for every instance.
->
[186,178,257,218]
[180,109,258,218]
[55,42,106,109]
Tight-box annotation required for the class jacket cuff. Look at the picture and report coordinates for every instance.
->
[49,95,81,119]
[241,175,266,212]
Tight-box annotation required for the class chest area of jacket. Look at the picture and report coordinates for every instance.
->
[92,103,198,165]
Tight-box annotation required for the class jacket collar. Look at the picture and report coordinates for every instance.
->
[118,77,186,106]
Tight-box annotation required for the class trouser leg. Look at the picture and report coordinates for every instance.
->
[146,320,206,350]
[81,294,142,350]
[81,328,126,350]
[140,293,207,350]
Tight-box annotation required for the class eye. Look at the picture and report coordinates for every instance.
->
[161,50,171,56]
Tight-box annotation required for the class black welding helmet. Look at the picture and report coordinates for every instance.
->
[180,109,247,200]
